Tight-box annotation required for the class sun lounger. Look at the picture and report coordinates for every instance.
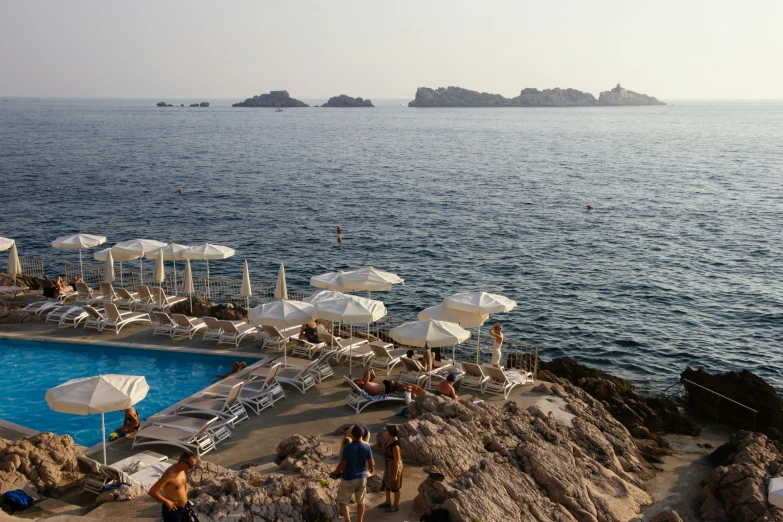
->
[290,334,327,359]
[115,288,140,310]
[45,305,81,324]
[99,282,118,304]
[276,360,319,394]
[76,456,112,494]
[369,342,409,374]
[149,414,234,444]
[81,306,105,331]
[171,314,207,339]
[343,376,407,414]
[203,378,277,415]
[399,356,454,386]
[151,287,187,312]
[202,316,222,342]
[258,325,300,351]
[74,282,102,306]
[23,299,63,316]
[127,459,177,488]
[132,417,218,457]
[102,303,151,333]
[134,286,155,311]
[59,306,95,328]
[153,312,175,337]
[218,321,257,346]
[0,286,27,297]
[340,343,376,366]
[309,351,334,383]
[484,366,526,399]
[174,383,248,427]
[320,332,369,361]
[460,362,490,394]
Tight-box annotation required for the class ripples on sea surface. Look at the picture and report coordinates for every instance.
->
[1,98,781,394]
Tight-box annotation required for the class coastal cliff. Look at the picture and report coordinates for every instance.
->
[232,90,309,108]
[409,84,665,107]
[321,94,374,107]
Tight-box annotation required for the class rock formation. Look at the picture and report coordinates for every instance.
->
[200,102,209,107]
[156,101,173,107]
[409,84,665,107]
[321,94,374,107]
[232,91,309,108]
[0,273,40,290]
[0,433,83,497]
[189,103,200,107]
[0,301,37,325]
[168,297,246,321]
[681,367,783,433]
[701,431,783,522]
[598,84,665,106]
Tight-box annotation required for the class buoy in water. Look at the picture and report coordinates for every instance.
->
[178,188,184,194]
[336,226,342,233]
[586,205,593,210]
[337,236,342,243]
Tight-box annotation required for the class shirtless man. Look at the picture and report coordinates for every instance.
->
[148,451,200,522]
[435,374,477,404]
[356,369,410,396]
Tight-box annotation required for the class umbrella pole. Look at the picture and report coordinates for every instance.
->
[476,327,482,364]
[78,248,83,281]
[206,259,210,301]
[101,412,106,465]
[140,258,144,286]
[173,260,177,295]
[349,323,353,379]
[189,293,192,316]
[119,262,123,287]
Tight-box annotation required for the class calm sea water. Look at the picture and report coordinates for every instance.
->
[1,98,781,394]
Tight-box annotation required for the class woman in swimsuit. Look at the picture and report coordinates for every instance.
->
[116,407,140,437]
[489,322,503,368]
[299,321,321,344]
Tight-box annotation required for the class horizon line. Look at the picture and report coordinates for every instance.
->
[3,96,783,102]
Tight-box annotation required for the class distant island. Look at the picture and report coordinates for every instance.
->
[157,101,209,107]
[321,94,374,107]
[232,91,309,108]
[408,84,665,107]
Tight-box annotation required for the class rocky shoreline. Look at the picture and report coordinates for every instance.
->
[320,94,374,107]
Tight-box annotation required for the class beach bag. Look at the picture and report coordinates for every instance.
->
[2,489,34,513]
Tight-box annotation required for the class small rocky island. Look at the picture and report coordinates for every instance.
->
[409,83,665,107]
[321,94,374,107]
[156,101,173,107]
[188,102,209,107]
[232,90,309,108]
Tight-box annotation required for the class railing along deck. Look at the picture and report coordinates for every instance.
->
[19,257,46,279]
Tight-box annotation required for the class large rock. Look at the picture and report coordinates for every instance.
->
[0,273,41,290]
[232,90,309,108]
[276,435,333,474]
[0,433,82,496]
[598,84,666,106]
[156,101,173,107]
[0,302,34,325]
[681,367,783,433]
[168,298,247,320]
[321,94,374,107]
[700,431,783,522]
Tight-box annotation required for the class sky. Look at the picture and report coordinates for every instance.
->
[1,0,781,100]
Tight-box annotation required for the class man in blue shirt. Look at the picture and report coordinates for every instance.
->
[331,425,375,522]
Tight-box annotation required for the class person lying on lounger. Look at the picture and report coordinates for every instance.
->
[356,369,411,396]
[53,276,74,294]
[435,374,477,404]
[406,349,434,372]
[299,321,321,344]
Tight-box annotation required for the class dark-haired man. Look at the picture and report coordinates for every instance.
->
[331,425,375,522]
[148,451,200,522]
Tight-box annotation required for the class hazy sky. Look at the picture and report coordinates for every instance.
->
[1,0,781,100]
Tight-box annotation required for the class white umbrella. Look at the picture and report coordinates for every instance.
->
[0,237,15,251]
[249,299,316,366]
[114,239,167,286]
[183,244,235,300]
[145,244,191,294]
[241,260,252,311]
[418,303,489,329]
[337,267,404,296]
[152,248,165,288]
[103,248,115,283]
[7,243,21,287]
[315,295,387,378]
[94,248,141,288]
[45,374,149,464]
[302,290,349,304]
[390,319,471,383]
[444,291,517,364]
[274,263,288,300]
[51,233,107,280]
[182,259,194,315]
[310,271,344,291]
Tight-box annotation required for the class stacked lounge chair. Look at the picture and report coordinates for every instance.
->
[174,383,249,427]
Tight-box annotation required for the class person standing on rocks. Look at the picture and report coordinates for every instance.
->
[379,424,403,513]
[148,451,200,522]
[331,425,375,522]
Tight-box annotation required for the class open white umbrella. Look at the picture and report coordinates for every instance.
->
[183,244,235,300]
[249,299,316,366]
[182,259,194,315]
[390,319,471,384]
[310,271,343,291]
[45,374,149,464]
[418,303,489,329]
[145,244,191,294]
[7,242,21,287]
[241,260,252,311]
[51,234,107,280]
[444,291,517,364]
[152,248,165,288]
[337,267,404,297]
[302,290,349,305]
[274,263,288,300]
[0,238,15,251]
[114,239,167,286]
[315,295,387,378]
[94,248,141,288]
[103,248,115,283]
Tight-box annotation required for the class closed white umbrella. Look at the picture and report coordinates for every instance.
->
[152,248,165,288]
[444,291,517,364]
[183,244,235,300]
[315,295,387,378]
[249,300,316,366]
[7,243,21,287]
[94,248,141,288]
[274,263,287,300]
[390,319,471,384]
[51,233,107,280]
[418,303,489,329]
[145,244,191,294]
[114,239,167,286]
[337,267,404,297]
[310,271,343,291]
[0,237,15,251]
[182,259,194,315]
[45,374,149,464]
[302,290,349,304]
[241,260,252,311]
[103,248,115,283]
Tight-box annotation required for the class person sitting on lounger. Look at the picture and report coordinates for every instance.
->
[53,276,74,294]
[435,374,477,404]
[299,321,321,344]
[406,349,434,372]
[356,369,411,397]
[215,361,246,380]
[114,407,140,437]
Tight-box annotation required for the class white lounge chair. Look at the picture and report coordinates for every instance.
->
[246,365,287,404]
[171,314,207,339]
[134,286,155,311]
[174,383,248,427]
[23,299,63,316]
[76,456,111,494]
[343,376,407,414]
[153,312,176,337]
[399,356,453,386]
[115,288,140,310]
[218,321,257,346]
[59,307,95,328]
[276,360,319,394]
[149,414,233,444]
[151,287,187,312]
[340,343,376,366]
[320,332,369,361]
[369,343,409,374]
[290,334,327,359]
[202,316,222,342]
[203,367,282,415]
[132,417,218,457]
[484,366,526,399]
[45,305,81,324]
[100,282,118,304]
[258,325,299,351]
[309,351,335,383]
[74,282,102,306]
[461,362,490,394]
[102,303,151,334]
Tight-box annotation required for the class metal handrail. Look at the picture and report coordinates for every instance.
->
[680,378,757,431]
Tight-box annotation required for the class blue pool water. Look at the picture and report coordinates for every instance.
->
[0,339,255,447]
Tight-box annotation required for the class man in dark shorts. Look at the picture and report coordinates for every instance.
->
[148,451,200,522]
[355,369,410,396]
[331,425,375,522]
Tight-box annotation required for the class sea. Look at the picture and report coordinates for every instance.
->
[1,98,781,395]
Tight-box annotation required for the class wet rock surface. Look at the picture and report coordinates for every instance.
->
[0,301,35,325]
[0,433,82,497]
[321,94,374,107]
[168,297,247,321]
[232,90,309,107]
[701,431,783,522]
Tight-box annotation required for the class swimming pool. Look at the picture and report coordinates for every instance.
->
[0,339,257,447]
